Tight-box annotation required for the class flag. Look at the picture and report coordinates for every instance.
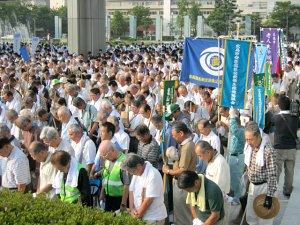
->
[261,28,279,74]
[13,33,21,55]
[181,38,224,88]
[255,45,268,74]
[20,47,30,61]
[276,57,282,77]
[163,80,176,108]
[265,63,272,97]
[220,39,253,109]
[31,37,39,56]
[279,29,287,71]
[253,86,265,129]
[254,73,265,87]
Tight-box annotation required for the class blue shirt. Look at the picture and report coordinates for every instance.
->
[229,117,245,154]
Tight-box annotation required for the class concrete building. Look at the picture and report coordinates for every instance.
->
[237,0,300,18]
[106,0,216,37]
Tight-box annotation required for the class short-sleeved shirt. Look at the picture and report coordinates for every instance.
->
[71,133,96,168]
[129,161,167,221]
[49,138,75,157]
[196,177,224,222]
[173,138,196,174]
[2,146,31,188]
[39,152,57,198]
[78,104,98,132]
[137,136,160,168]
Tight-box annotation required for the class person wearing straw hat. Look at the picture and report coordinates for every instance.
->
[177,171,225,225]
[123,153,167,225]
[244,122,277,225]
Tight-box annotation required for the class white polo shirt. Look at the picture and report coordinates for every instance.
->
[200,130,221,153]
[2,146,31,188]
[71,133,96,168]
[129,161,167,221]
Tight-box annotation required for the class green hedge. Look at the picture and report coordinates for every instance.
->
[0,189,145,225]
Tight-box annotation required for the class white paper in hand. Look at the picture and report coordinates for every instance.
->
[193,218,204,225]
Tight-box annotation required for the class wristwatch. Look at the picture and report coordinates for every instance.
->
[121,203,126,207]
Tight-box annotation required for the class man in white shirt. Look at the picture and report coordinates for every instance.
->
[271,73,286,94]
[28,141,57,198]
[178,85,195,107]
[40,126,75,156]
[139,104,157,137]
[57,106,77,143]
[2,90,21,113]
[68,124,96,174]
[101,99,124,129]
[0,137,31,192]
[89,87,102,112]
[195,141,231,225]
[198,119,221,152]
[107,116,130,153]
[124,153,167,224]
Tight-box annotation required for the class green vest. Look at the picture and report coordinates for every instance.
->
[60,163,85,204]
[103,153,125,197]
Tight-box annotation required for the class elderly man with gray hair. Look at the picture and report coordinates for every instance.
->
[65,84,82,117]
[0,123,21,149]
[101,99,124,129]
[72,96,98,141]
[28,141,57,198]
[123,153,167,224]
[40,126,74,156]
[68,124,96,174]
[57,106,77,142]
[244,122,277,225]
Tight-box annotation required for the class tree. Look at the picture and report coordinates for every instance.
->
[129,6,153,32]
[264,1,300,40]
[188,0,202,37]
[206,0,241,36]
[111,11,127,37]
[248,13,262,36]
[177,0,189,37]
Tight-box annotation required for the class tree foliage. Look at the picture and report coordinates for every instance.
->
[264,1,300,40]
[176,0,189,36]
[111,11,127,37]
[206,0,241,36]
[189,0,202,37]
[129,6,153,31]
[0,1,67,37]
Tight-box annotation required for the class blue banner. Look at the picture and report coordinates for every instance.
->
[20,47,30,61]
[180,38,224,88]
[255,45,268,74]
[221,39,253,109]
[253,86,265,129]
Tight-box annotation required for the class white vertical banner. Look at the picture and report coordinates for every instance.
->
[129,15,137,39]
[58,17,62,39]
[13,33,21,55]
[156,15,162,41]
[184,16,190,37]
[31,36,39,56]
[54,16,59,39]
[197,16,204,37]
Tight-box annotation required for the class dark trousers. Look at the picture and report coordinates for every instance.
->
[105,195,122,212]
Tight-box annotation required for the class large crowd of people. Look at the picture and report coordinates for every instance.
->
[0,42,299,225]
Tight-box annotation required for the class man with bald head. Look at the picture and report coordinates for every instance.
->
[99,140,130,212]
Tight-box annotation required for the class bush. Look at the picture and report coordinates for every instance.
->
[0,189,145,225]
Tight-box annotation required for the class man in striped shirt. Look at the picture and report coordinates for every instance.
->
[244,122,277,225]
[136,124,160,169]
